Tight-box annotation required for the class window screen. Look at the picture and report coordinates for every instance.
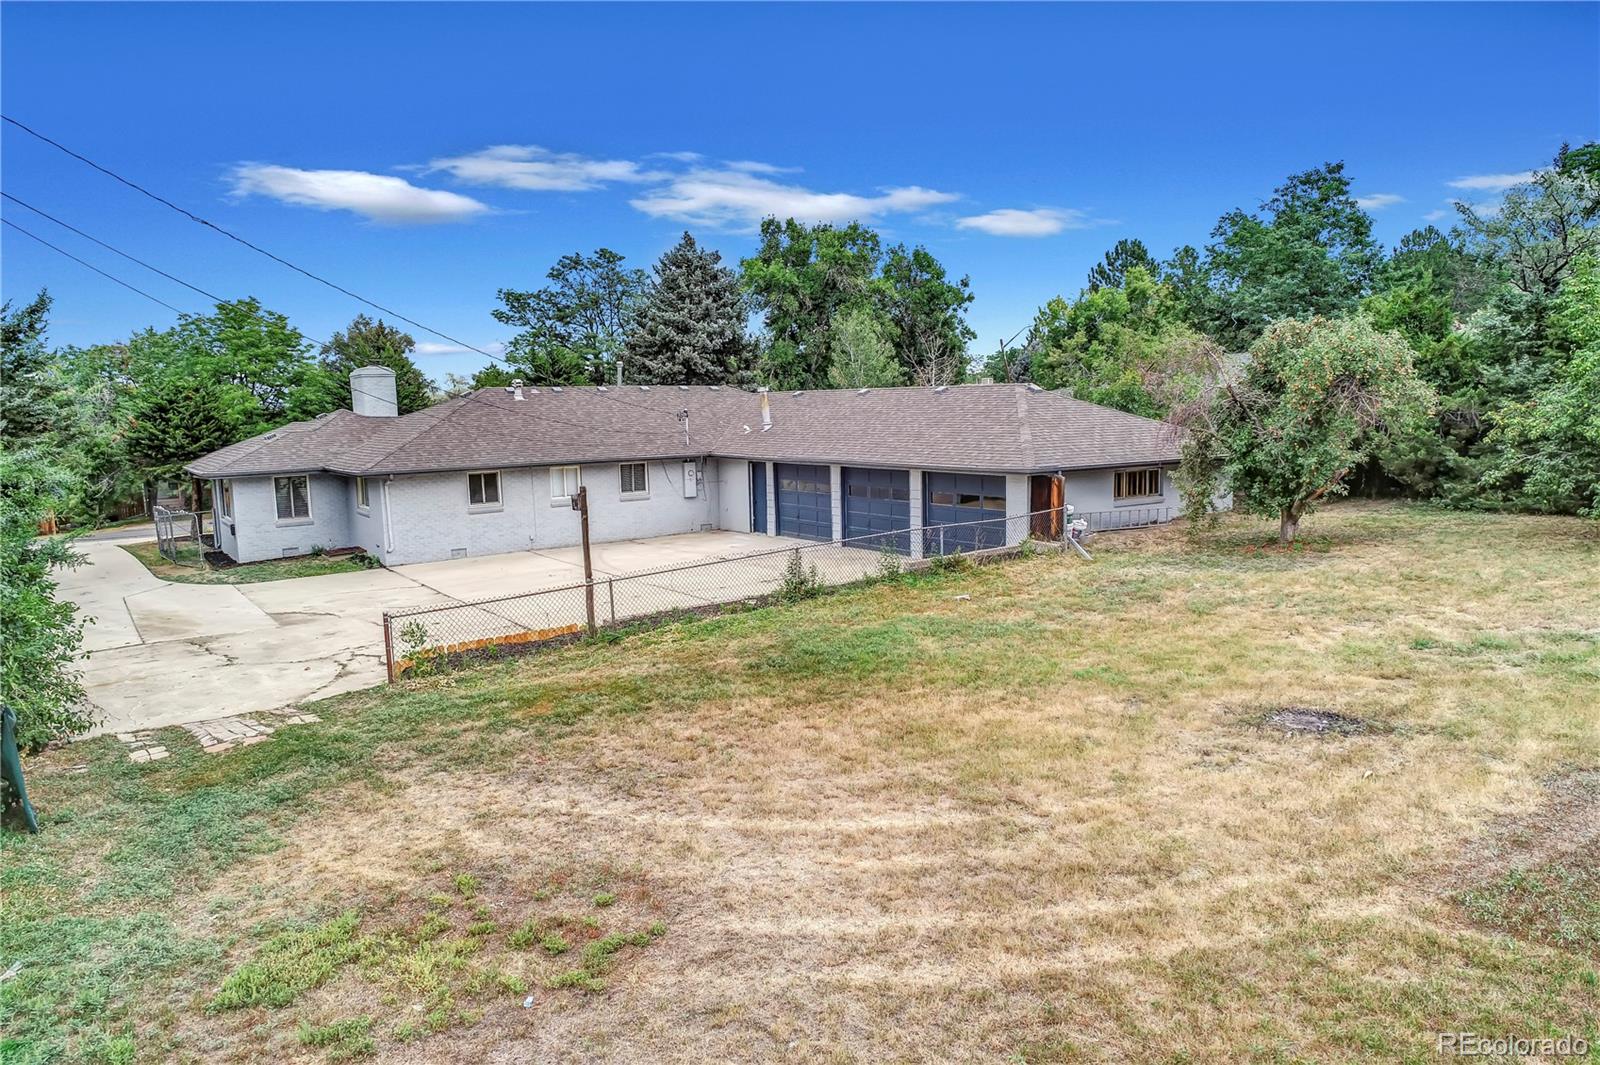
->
[620,462,648,495]
[550,466,581,501]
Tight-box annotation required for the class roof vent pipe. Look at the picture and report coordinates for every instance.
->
[512,378,525,401]
[758,387,771,429]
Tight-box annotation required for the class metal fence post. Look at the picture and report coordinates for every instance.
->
[608,579,616,625]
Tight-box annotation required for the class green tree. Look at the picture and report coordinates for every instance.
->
[170,298,316,433]
[1087,238,1159,292]
[0,293,90,749]
[878,243,975,386]
[1202,162,1383,348]
[493,249,649,385]
[1173,316,1433,543]
[1456,168,1600,299]
[1027,266,1195,416]
[825,306,903,389]
[0,290,62,442]
[121,375,237,488]
[624,232,753,384]
[299,315,436,415]
[740,218,883,389]
[1481,256,1600,515]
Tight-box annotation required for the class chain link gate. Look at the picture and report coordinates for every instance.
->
[152,505,205,568]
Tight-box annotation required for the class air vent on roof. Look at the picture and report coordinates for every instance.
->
[709,385,721,390]
[934,385,949,393]
[741,425,751,433]
[639,385,650,391]
[1026,383,1044,392]
[597,385,608,392]
[551,386,562,393]
[791,391,803,397]
[855,388,869,395]
[263,432,278,440]
[678,385,689,391]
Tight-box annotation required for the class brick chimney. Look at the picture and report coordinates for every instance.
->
[350,366,398,417]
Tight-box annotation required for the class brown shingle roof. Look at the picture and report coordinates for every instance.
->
[186,383,1181,479]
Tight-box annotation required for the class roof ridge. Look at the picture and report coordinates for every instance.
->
[344,394,474,474]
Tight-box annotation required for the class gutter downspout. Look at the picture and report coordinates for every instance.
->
[382,475,396,561]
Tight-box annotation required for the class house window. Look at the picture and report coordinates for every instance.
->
[550,465,581,505]
[1114,467,1163,501]
[218,479,233,519]
[274,476,311,521]
[619,462,648,497]
[468,471,501,508]
[355,477,369,510]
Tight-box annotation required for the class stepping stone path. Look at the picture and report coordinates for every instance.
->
[116,709,321,761]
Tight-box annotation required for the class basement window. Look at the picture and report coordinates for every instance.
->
[1113,467,1163,502]
[619,462,648,499]
[274,476,311,522]
[468,470,502,510]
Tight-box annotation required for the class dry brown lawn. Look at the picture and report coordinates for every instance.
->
[10,502,1599,1064]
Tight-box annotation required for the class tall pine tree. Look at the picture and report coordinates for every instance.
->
[626,233,752,384]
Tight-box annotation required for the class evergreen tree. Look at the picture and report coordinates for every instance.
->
[121,376,237,487]
[0,291,63,442]
[625,233,752,384]
[298,315,437,415]
[1087,238,1159,292]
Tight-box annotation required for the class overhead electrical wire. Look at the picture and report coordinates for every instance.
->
[3,112,504,364]
[3,115,692,430]
[3,202,698,444]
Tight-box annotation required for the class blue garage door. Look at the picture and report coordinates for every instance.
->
[775,463,832,541]
[843,467,911,554]
[923,473,1007,554]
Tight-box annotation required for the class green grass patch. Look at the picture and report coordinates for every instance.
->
[210,912,368,1011]
[1460,863,1600,954]
[120,540,372,584]
[297,1016,375,1061]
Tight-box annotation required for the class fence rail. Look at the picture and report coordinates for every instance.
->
[382,504,1177,679]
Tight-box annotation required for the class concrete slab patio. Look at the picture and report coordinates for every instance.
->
[57,530,827,737]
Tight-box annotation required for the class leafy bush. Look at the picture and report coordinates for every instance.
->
[1,447,92,750]
[778,549,823,602]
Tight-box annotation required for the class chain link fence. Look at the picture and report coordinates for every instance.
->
[152,505,205,568]
[382,505,1178,679]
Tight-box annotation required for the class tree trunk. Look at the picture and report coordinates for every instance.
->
[1278,509,1300,545]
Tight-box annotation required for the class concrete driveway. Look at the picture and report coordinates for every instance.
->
[58,530,818,736]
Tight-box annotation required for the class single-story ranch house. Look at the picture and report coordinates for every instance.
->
[186,366,1197,566]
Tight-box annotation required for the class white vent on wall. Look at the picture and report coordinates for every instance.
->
[451,548,467,559]
[282,547,298,557]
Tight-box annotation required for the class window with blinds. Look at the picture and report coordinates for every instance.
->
[274,476,310,521]
[619,462,648,496]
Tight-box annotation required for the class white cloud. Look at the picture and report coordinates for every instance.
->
[629,167,958,229]
[1423,208,1451,222]
[1447,171,1533,191]
[954,207,1099,237]
[230,165,489,224]
[1355,193,1405,210]
[424,145,665,192]
[414,340,505,357]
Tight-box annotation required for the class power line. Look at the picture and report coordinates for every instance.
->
[2,112,505,364]
[4,191,225,304]
[5,211,690,443]
[3,217,187,314]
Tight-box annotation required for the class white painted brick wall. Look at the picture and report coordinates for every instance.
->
[225,474,352,563]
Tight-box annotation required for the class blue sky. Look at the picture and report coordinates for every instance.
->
[3,2,1596,379]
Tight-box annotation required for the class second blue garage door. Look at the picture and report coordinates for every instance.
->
[775,463,832,541]
[843,467,911,554]
[923,473,1008,553]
